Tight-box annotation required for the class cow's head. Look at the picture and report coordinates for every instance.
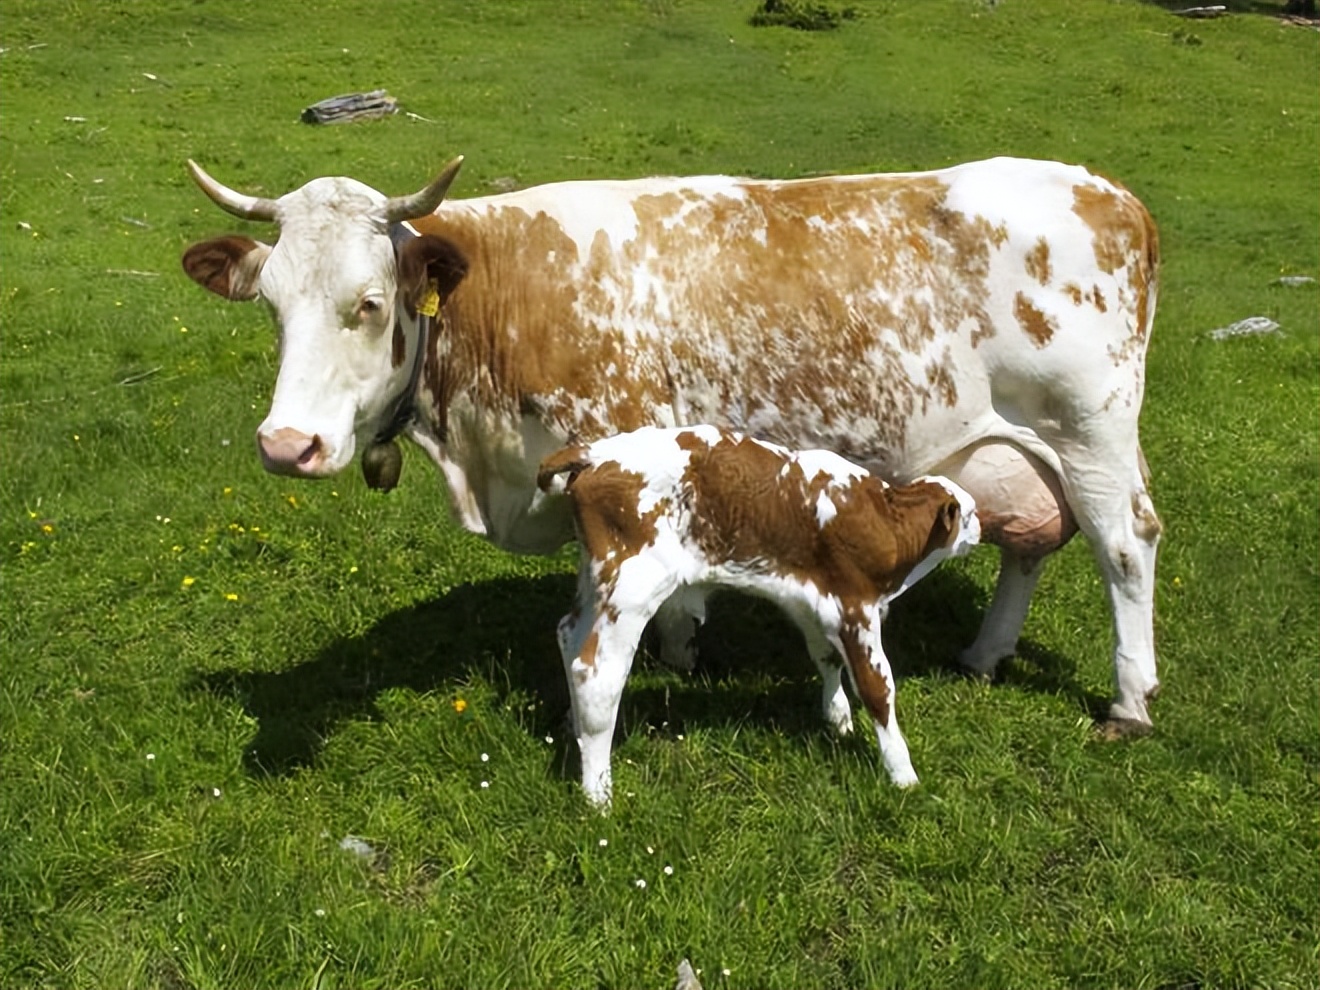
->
[181,158,469,481]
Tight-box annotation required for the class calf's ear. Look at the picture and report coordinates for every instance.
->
[940,498,960,535]
[398,234,469,315]
[923,495,961,553]
[182,236,271,301]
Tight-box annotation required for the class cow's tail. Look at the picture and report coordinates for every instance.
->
[1136,197,1160,348]
[537,444,593,495]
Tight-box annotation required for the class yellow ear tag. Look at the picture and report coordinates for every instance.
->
[418,281,440,318]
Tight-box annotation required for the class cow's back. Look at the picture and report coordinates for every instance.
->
[416,157,1155,483]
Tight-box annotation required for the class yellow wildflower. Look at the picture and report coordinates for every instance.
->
[453,699,468,714]
[182,576,196,588]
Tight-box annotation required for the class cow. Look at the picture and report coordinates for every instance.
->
[181,153,1163,742]
[537,425,981,805]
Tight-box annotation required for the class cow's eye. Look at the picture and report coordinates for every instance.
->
[357,297,386,321]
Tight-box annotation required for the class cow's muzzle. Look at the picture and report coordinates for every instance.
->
[257,427,329,477]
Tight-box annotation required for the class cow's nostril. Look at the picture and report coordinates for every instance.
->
[297,434,323,465]
[258,427,324,475]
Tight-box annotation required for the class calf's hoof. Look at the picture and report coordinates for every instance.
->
[886,765,920,788]
[1097,716,1153,742]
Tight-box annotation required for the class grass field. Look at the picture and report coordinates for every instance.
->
[2,1,1317,987]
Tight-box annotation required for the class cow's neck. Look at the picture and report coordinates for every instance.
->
[407,303,576,555]
[374,311,430,448]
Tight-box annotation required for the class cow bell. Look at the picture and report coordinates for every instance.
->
[362,440,403,492]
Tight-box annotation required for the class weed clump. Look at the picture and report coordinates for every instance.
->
[749,0,858,31]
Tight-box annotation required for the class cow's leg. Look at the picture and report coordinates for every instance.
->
[938,441,1074,678]
[1054,438,1162,733]
[837,615,917,786]
[653,586,706,672]
[958,549,1045,677]
[800,621,853,735]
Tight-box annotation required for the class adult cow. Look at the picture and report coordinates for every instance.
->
[181,154,1162,735]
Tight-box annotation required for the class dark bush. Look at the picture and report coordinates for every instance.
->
[749,0,858,31]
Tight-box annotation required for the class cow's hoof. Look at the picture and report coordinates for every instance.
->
[956,662,995,684]
[1097,717,1153,741]
[658,641,697,673]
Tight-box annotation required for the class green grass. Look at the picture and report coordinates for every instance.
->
[2,1,1317,987]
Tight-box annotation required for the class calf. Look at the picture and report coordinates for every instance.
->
[537,425,980,806]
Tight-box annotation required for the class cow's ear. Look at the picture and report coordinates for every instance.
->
[398,234,469,314]
[182,236,271,301]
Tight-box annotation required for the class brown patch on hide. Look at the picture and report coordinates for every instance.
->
[1132,492,1163,543]
[926,356,959,410]
[577,629,599,673]
[1014,292,1058,348]
[839,623,891,729]
[563,461,664,591]
[392,319,407,370]
[1071,180,1160,342]
[1025,236,1052,286]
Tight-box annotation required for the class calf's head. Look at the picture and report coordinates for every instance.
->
[875,476,981,602]
[914,476,981,560]
[181,158,468,479]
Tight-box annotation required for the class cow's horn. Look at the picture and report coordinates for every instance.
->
[383,156,465,223]
[187,160,279,222]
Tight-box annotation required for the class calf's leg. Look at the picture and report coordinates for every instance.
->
[559,556,678,808]
[837,617,917,787]
[799,620,853,735]
[559,605,650,808]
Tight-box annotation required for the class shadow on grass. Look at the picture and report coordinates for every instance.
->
[194,574,576,776]
[195,568,1109,777]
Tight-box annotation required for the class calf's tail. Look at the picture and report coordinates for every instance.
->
[536,445,593,494]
